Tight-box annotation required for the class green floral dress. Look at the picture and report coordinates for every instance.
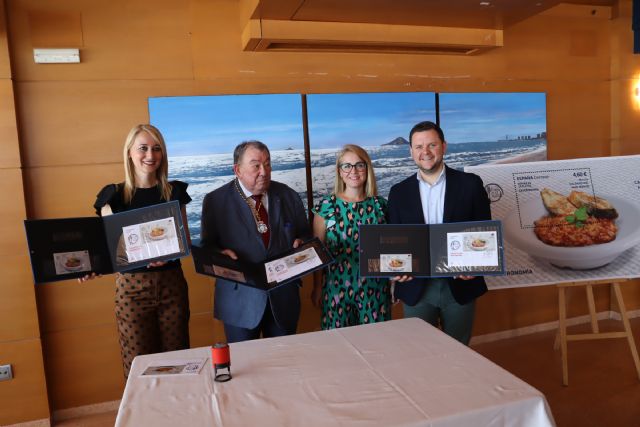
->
[313,194,391,330]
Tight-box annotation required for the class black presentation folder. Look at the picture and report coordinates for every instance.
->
[191,237,334,290]
[24,201,189,283]
[359,220,505,278]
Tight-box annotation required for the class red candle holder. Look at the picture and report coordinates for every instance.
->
[211,342,231,382]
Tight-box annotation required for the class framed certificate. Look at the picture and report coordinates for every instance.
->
[24,201,189,283]
[191,238,334,290]
[359,220,505,278]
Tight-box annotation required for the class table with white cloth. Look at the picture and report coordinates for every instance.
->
[115,318,555,427]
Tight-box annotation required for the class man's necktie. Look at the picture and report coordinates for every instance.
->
[250,194,270,247]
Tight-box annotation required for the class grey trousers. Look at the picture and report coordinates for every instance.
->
[403,278,476,345]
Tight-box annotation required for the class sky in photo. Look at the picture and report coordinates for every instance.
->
[306,92,436,148]
[439,92,546,143]
[149,94,304,156]
[149,92,546,155]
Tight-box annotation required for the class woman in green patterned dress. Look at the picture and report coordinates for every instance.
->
[312,144,391,330]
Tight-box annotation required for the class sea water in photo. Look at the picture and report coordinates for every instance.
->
[170,138,546,239]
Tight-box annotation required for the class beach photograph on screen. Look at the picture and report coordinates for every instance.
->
[149,92,546,239]
[439,92,547,167]
[149,94,305,239]
[307,91,547,206]
[306,92,437,206]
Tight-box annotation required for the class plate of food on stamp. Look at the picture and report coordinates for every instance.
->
[503,189,640,269]
[147,226,167,241]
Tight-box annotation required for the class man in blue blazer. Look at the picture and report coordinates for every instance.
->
[201,141,310,343]
[387,121,491,345]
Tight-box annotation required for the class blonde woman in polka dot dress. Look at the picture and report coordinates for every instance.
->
[312,144,391,330]
[85,124,191,377]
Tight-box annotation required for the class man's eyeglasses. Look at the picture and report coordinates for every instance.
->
[339,162,367,172]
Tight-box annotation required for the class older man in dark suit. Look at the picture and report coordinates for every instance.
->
[388,121,491,345]
[201,140,310,343]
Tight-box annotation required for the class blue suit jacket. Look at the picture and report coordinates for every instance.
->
[387,166,491,306]
[200,180,310,332]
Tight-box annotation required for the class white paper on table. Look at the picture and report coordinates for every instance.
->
[139,359,206,377]
[447,231,499,267]
[123,217,180,262]
[265,247,323,283]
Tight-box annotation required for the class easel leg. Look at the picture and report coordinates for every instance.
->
[612,283,640,380]
[559,286,569,386]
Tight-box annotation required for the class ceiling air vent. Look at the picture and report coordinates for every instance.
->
[242,20,503,55]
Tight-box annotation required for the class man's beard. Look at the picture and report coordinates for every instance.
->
[418,159,443,175]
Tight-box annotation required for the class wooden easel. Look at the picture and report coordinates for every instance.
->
[555,278,640,386]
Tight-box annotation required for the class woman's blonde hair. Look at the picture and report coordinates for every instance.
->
[333,144,378,198]
[122,124,172,204]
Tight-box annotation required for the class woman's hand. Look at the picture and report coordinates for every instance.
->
[455,275,475,280]
[77,272,100,283]
[391,274,413,283]
[147,261,167,268]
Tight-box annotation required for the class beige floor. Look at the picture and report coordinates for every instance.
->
[52,317,640,427]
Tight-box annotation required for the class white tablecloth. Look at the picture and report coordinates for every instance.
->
[116,318,555,426]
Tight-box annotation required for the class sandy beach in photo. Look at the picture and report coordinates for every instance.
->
[491,147,547,164]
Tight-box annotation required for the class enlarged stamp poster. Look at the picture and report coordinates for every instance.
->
[466,155,640,289]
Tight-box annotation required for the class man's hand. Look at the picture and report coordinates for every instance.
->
[390,280,399,305]
[220,249,238,260]
[292,238,304,249]
[455,275,475,280]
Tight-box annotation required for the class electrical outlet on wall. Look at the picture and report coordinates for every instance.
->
[0,364,13,381]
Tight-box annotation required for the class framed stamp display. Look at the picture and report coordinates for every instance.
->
[25,201,189,283]
[359,220,505,278]
[192,238,334,290]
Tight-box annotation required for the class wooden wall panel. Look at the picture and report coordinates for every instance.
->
[0,339,50,425]
[16,81,153,168]
[182,256,215,313]
[0,168,28,256]
[0,0,10,78]
[619,279,640,311]
[8,0,194,81]
[0,254,39,341]
[24,163,121,218]
[547,81,612,159]
[43,324,125,409]
[28,10,83,48]
[609,1,640,155]
[0,80,21,168]
[189,312,222,347]
[0,85,20,172]
[0,3,49,424]
[36,277,115,333]
[4,0,640,416]
[296,275,323,333]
